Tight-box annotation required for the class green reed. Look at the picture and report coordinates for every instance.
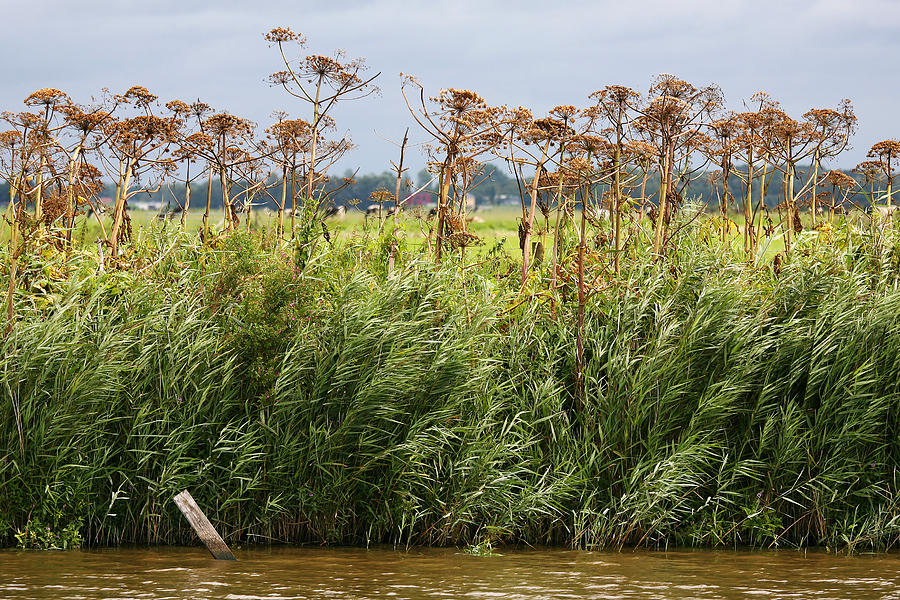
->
[3,215,900,552]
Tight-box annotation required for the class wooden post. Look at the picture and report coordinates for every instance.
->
[173,490,236,560]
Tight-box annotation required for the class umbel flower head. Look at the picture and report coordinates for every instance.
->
[868,139,900,167]
[824,169,856,189]
[265,26,305,45]
[203,113,253,138]
[853,160,884,184]
[116,86,158,110]
[369,187,394,204]
[165,100,191,116]
[57,104,110,134]
[24,88,71,108]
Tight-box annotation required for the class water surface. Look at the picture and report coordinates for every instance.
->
[1,546,899,599]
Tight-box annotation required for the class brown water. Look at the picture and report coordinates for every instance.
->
[1,547,899,599]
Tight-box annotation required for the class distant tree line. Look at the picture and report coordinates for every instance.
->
[0,165,877,213]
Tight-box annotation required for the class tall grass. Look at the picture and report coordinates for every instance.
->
[4,219,900,552]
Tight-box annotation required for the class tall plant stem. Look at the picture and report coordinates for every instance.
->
[180,163,191,231]
[575,188,587,408]
[278,166,287,242]
[521,140,551,287]
[550,144,566,289]
[754,160,770,251]
[744,151,754,254]
[809,148,820,221]
[388,128,408,276]
[613,125,624,275]
[290,165,297,239]
[64,144,84,245]
[434,156,453,264]
[5,180,19,335]
[110,159,134,257]
[203,167,213,243]
[721,159,731,244]
[34,156,45,225]
[219,164,231,232]
[652,143,672,258]
[785,154,795,253]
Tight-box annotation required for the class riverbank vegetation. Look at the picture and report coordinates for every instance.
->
[5,215,900,552]
[4,27,900,553]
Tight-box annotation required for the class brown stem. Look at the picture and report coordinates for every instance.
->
[203,167,213,242]
[110,159,134,257]
[278,166,287,241]
[550,143,566,290]
[521,141,551,286]
[435,157,453,264]
[181,162,192,231]
[5,183,19,335]
[613,125,624,275]
[389,129,409,275]
[652,142,672,257]
[575,189,587,409]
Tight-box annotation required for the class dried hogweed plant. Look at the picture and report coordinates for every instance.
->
[402,78,506,263]
[633,74,723,257]
[266,26,378,235]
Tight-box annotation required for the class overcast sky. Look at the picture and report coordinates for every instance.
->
[3,0,898,173]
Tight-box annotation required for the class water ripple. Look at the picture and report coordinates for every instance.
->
[0,547,899,599]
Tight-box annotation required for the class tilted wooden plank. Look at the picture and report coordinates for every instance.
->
[173,489,236,560]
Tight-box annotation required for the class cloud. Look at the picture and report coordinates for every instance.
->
[1,0,896,170]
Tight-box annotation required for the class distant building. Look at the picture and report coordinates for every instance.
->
[404,191,433,206]
[130,200,162,211]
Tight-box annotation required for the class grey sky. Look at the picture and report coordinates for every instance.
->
[3,0,898,173]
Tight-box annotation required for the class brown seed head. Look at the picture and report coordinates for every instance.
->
[165,100,191,115]
[190,101,212,120]
[824,169,856,189]
[0,130,19,149]
[118,86,158,108]
[58,105,109,133]
[24,88,70,107]
[549,105,578,122]
[853,160,884,182]
[203,113,253,138]
[868,139,900,161]
[369,186,394,204]
[265,27,305,44]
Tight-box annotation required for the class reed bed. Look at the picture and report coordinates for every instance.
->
[4,214,900,553]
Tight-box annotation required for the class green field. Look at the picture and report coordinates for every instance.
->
[7,203,873,266]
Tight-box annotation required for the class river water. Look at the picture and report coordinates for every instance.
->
[1,547,899,599]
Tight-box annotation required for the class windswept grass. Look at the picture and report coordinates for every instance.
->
[4,215,900,552]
